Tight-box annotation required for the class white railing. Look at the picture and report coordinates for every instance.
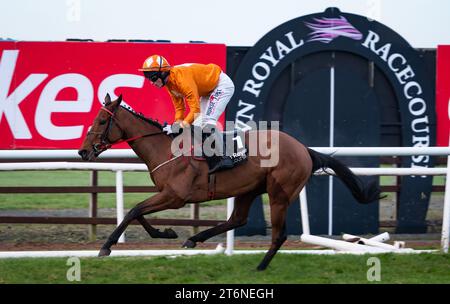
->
[0,147,449,254]
[0,162,147,243]
[2,146,450,159]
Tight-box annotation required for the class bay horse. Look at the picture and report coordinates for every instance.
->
[78,94,381,270]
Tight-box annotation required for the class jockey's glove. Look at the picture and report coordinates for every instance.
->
[162,124,174,135]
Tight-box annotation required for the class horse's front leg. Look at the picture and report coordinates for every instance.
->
[137,215,178,239]
[98,191,182,257]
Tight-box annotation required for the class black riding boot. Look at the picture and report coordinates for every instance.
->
[200,127,234,174]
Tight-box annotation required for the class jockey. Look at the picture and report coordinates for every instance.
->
[139,54,236,174]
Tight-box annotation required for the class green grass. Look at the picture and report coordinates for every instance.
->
[0,253,449,284]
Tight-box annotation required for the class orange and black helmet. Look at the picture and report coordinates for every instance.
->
[139,55,171,71]
[139,55,171,84]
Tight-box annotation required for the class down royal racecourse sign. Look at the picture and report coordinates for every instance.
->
[227,7,435,234]
[232,8,434,171]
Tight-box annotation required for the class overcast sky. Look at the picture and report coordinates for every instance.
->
[1,0,449,48]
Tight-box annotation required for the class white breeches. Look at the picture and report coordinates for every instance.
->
[192,72,235,128]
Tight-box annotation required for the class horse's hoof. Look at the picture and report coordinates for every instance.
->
[182,239,196,248]
[256,264,267,271]
[98,248,111,257]
[164,228,178,239]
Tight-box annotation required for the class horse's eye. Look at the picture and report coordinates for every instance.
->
[99,119,107,125]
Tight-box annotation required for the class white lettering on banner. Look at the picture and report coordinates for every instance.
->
[238,31,304,130]
[252,62,271,81]
[243,31,304,98]
[36,73,93,140]
[0,49,147,141]
[235,100,256,131]
[448,98,450,123]
[259,47,280,67]
[404,81,422,99]
[396,65,415,84]
[97,74,145,108]
[361,30,430,170]
[387,53,407,72]
[361,30,380,50]
[0,50,48,139]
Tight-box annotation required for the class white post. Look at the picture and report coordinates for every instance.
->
[343,232,390,243]
[116,170,125,243]
[328,66,335,236]
[369,232,390,242]
[441,155,450,253]
[342,233,401,250]
[300,234,389,253]
[299,188,310,235]
[225,197,235,255]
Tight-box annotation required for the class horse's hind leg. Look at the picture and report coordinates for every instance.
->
[182,191,258,248]
[256,202,288,271]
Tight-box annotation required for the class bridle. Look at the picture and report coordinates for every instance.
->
[88,106,165,154]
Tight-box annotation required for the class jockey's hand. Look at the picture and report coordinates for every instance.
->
[180,121,190,128]
[162,124,173,135]
[172,120,190,131]
[164,120,190,135]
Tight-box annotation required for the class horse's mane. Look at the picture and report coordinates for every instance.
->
[120,105,164,131]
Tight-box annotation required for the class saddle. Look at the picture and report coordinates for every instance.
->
[172,126,248,200]
[173,126,248,170]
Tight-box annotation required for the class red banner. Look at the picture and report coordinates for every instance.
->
[0,41,226,149]
[436,45,450,146]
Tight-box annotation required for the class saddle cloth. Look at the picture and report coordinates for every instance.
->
[214,129,248,166]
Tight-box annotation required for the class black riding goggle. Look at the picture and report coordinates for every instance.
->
[144,71,160,82]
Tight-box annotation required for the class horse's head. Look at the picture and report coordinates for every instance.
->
[78,93,124,161]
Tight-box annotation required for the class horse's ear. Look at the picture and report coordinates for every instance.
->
[104,93,111,105]
[115,94,123,110]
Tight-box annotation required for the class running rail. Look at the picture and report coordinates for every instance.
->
[2,147,450,159]
[0,146,449,254]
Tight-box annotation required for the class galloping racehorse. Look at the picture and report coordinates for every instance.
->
[78,94,381,270]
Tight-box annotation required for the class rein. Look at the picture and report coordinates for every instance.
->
[92,106,184,174]
[92,107,165,153]
[103,131,166,149]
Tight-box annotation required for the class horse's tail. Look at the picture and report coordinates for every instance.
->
[307,148,382,204]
